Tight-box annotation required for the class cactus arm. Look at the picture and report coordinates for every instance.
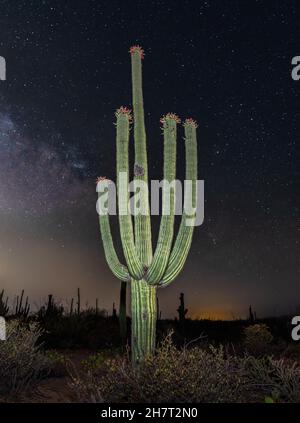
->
[99,213,131,282]
[145,114,178,285]
[160,228,194,288]
[116,109,145,279]
[130,47,153,266]
[159,120,198,287]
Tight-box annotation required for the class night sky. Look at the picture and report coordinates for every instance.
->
[0,1,299,319]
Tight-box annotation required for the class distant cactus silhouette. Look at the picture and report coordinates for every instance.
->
[0,289,9,316]
[46,294,54,315]
[70,297,74,316]
[177,292,188,323]
[119,281,127,345]
[47,294,64,317]
[15,290,30,318]
[37,294,63,319]
[248,305,257,323]
[77,288,81,315]
[112,302,117,319]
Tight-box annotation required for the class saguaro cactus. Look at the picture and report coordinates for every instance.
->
[97,46,198,364]
[177,292,188,323]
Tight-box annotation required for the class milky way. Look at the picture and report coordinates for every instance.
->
[0,112,89,216]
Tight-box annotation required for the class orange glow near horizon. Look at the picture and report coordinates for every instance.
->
[190,308,243,321]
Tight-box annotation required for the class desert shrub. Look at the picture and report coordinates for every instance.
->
[70,333,300,403]
[0,320,52,394]
[81,353,106,372]
[244,324,273,356]
[244,355,300,403]
[45,350,68,376]
[70,333,247,403]
[81,349,122,372]
[282,342,300,360]
[38,313,118,350]
[45,349,66,363]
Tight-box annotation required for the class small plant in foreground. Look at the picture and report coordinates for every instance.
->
[0,320,52,394]
[244,355,300,403]
[81,352,110,372]
[45,350,68,376]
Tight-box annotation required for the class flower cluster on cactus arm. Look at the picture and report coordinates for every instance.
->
[184,118,198,128]
[160,113,181,125]
[115,106,133,122]
[134,163,145,177]
[129,45,145,59]
[96,176,112,185]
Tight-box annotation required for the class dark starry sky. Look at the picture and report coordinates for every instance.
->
[0,0,298,318]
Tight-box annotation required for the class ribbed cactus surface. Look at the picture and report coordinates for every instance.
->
[97,46,198,364]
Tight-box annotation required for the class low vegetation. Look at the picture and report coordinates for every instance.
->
[0,290,299,403]
[0,321,52,394]
[70,332,300,403]
[244,323,274,356]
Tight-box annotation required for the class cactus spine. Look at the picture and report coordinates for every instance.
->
[97,46,198,364]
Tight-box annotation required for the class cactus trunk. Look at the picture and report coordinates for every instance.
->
[130,47,156,363]
[131,280,156,363]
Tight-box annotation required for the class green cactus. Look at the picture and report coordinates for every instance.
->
[97,45,198,364]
